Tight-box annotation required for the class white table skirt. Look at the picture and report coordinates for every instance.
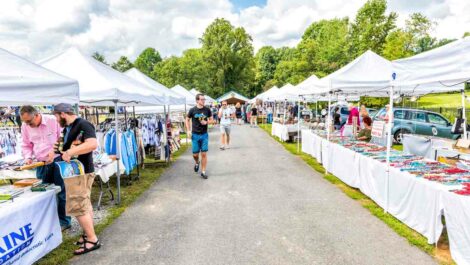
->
[442,192,470,265]
[271,123,298,142]
[0,189,62,264]
[95,160,125,183]
[306,135,447,244]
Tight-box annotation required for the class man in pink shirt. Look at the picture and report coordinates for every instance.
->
[21,105,71,229]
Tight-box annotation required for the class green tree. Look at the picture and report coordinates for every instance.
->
[348,0,397,58]
[382,29,414,60]
[92,52,107,65]
[254,46,279,90]
[177,49,211,93]
[111,56,133,72]
[153,56,181,88]
[134,47,162,76]
[464,32,470,38]
[200,18,256,97]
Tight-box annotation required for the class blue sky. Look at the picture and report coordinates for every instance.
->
[232,0,266,10]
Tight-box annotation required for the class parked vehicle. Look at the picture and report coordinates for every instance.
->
[373,107,459,143]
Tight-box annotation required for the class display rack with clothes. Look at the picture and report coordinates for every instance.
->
[0,128,20,158]
[139,115,167,160]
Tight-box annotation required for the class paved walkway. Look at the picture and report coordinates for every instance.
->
[72,125,435,265]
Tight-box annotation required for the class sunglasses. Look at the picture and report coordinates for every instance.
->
[222,104,227,106]
[199,98,206,101]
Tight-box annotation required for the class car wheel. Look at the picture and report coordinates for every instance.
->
[394,129,408,144]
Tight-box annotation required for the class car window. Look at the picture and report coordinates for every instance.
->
[340,107,350,115]
[410,111,426,122]
[394,110,406,119]
[428,113,448,126]
[375,108,386,119]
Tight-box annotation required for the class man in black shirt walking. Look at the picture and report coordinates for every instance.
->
[186,94,214,179]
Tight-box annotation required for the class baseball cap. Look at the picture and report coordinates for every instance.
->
[53,103,74,113]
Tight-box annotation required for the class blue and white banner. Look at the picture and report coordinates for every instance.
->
[0,190,62,265]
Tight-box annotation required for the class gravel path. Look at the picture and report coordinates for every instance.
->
[71,125,435,265]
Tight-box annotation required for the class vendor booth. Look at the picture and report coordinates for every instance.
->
[217,91,250,105]
[0,48,80,264]
[301,39,470,264]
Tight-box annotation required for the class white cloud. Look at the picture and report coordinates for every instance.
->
[0,0,469,64]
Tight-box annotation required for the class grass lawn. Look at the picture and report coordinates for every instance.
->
[259,124,454,265]
[417,92,469,108]
[37,144,188,265]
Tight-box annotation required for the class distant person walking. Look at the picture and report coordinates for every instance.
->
[250,104,258,127]
[235,102,243,125]
[218,101,234,150]
[186,94,214,179]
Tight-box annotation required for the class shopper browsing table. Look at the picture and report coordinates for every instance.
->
[186,94,214,179]
[218,100,234,150]
[53,103,100,255]
[357,116,373,142]
[20,105,72,230]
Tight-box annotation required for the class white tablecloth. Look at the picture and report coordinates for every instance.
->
[443,192,470,265]
[301,130,324,163]
[95,160,125,183]
[0,189,62,265]
[271,123,298,142]
[306,135,447,244]
[0,161,124,183]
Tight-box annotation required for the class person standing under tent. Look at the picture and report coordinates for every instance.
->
[235,102,243,125]
[218,100,234,150]
[333,107,342,130]
[347,103,361,129]
[245,103,252,124]
[267,105,273,124]
[53,103,101,255]
[20,105,71,230]
[357,116,373,142]
[186,94,213,179]
[359,104,369,128]
[250,104,258,127]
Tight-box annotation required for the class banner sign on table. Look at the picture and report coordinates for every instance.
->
[371,121,385,138]
[0,191,62,265]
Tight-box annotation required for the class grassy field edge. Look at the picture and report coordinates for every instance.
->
[36,144,189,265]
[258,124,453,265]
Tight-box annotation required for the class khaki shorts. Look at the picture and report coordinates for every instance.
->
[64,173,95,217]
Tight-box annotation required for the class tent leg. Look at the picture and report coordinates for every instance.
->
[462,89,467,139]
[385,86,395,213]
[185,104,188,145]
[325,92,332,176]
[114,101,121,205]
[133,106,140,180]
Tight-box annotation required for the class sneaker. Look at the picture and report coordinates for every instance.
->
[219,146,225,150]
[225,145,230,149]
[194,162,200,173]
[201,172,208,179]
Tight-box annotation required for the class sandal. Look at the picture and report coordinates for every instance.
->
[75,234,87,246]
[73,239,101,255]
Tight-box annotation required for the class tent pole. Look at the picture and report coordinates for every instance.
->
[297,98,301,154]
[132,106,140,179]
[114,101,121,204]
[325,91,332,176]
[164,105,168,164]
[385,85,395,213]
[462,89,467,139]
[185,104,188,145]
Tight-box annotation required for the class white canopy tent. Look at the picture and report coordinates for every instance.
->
[39,48,164,106]
[0,48,79,105]
[254,86,279,101]
[40,47,165,204]
[296,74,319,91]
[124,68,185,105]
[305,49,463,217]
[189,88,215,105]
[171,85,196,105]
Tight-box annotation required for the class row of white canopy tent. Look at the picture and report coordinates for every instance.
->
[298,40,468,199]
